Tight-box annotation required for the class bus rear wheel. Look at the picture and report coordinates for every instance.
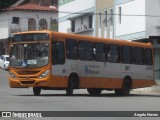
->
[87,88,102,96]
[114,78,132,96]
[33,87,41,96]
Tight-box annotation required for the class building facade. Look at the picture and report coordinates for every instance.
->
[95,0,114,38]
[0,3,58,55]
[58,0,95,36]
[115,0,145,40]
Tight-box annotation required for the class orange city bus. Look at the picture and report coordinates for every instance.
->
[9,30,155,96]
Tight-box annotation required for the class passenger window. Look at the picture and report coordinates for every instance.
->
[52,41,65,65]
[94,42,107,62]
[145,48,153,66]
[66,39,78,60]
[134,47,144,65]
[122,46,132,64]
[78,41,93,61]
[108,44,120,63]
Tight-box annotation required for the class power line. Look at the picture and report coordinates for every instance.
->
[1,11,160,23]
[57,11,160,17]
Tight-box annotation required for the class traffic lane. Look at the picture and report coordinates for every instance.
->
[1,88,160,111]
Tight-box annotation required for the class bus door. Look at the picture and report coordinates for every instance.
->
[52,40,66,85]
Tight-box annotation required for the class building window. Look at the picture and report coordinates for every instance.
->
[71,20,75,32]
[88,15,92,29]
[28,18,36,31]
[51,19,58,31]
[39,19,48,30]
[119,7,122,24]
[12,17,20,24]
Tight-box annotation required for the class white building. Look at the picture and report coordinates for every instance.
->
[58,0,95,36]
[115,0,160,40]
[115,0,146,40]
[0,3,58,55]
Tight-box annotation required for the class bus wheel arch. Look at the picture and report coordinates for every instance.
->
[66,73,79,96]
[115,76,132,96]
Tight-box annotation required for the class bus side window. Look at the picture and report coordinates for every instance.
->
[134,47,145,65]
[121,46,132,64]
[94,42,107,62]
[52,41,65,65]
[145,48,153,66]
[78,40,93,61]
[66,39,78,60]
[107,44,120,63]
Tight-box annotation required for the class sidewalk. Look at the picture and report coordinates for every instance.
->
[133,81,160,93]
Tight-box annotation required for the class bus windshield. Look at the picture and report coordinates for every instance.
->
[10,42,49,68]
[12,33,49,42]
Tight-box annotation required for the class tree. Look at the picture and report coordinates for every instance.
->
[0,0,18,10]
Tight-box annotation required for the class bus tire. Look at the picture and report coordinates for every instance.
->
[66,77,74,96]
[115,77,132,96]
[33,87,41,96]
[87,88,102,96]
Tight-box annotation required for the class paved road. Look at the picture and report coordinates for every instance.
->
[0,69,160,120]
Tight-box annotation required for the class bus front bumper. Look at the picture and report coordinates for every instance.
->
[9,76,52,88]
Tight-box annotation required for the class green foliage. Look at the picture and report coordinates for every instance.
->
[0,0,18,9]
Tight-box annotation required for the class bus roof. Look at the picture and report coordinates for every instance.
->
[13,30,152,48]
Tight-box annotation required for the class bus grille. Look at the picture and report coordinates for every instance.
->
[21,81,35,85]
[16,70,40,75]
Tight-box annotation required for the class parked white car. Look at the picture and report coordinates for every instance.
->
[0,55,9,70]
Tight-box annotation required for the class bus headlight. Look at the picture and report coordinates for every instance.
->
[10,72,17,79]
[39,70,50,79]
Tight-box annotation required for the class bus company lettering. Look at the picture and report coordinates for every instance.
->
[84,65,99,75]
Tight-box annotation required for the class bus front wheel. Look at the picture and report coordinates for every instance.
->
[87,88,102,96]
[33,87,41,96]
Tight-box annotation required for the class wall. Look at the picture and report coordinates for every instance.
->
[58,0,95,34]
[146,0,160,37]
[0,12,9,39]
[115,0,146,40]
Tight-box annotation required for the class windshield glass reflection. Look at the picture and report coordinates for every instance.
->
[10,43,49,68]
